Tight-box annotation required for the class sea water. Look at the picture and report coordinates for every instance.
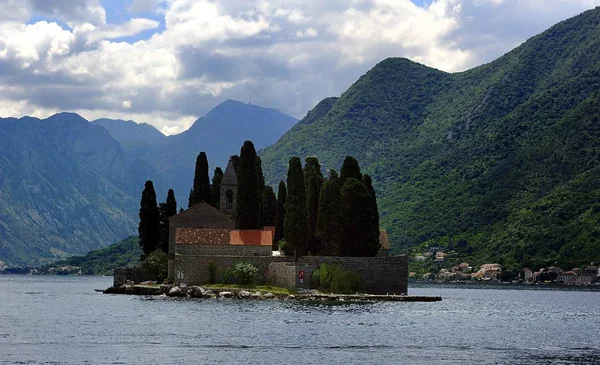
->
[1,275,599,364]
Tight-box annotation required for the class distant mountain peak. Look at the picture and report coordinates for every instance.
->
[46,112,89,126]
[92,118,166,145]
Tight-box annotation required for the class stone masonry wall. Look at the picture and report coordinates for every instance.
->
[176,244,272,257]
[174,255,291,284]
[268,256,408,294]
[173,248,407,294]
[113,267,147,287]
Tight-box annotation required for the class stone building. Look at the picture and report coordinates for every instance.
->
[165,158,408,294]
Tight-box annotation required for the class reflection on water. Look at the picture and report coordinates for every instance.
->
[0,276,599,364]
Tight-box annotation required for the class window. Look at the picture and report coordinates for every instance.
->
[226,189,234,210]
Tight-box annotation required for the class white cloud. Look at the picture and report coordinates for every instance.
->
[76,18,160,43]
[1,0,600,133]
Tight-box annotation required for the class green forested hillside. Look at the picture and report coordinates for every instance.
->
[41,237,141,275]
[260,8,600,270]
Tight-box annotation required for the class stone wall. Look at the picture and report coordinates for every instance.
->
[268,256,408,294]
[113,267,147,287]
[172,249,408,294]
[175,228,231,245]
[176,244,272,257]
[174,254,290,284]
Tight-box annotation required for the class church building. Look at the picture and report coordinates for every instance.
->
[167,159,274,283]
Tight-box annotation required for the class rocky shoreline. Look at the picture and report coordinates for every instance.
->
[102,284,442,302]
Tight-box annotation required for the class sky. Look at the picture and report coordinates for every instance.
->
[0,0,599,135]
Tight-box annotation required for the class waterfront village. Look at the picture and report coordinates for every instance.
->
[413,247,600,285]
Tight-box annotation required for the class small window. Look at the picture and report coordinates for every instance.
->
[226,189,234,209]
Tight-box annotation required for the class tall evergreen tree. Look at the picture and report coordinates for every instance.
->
[284,157,309,258]
[236,141,262,229]
[304,157,324,186]
[305,166,322,254]
[138,180,160,259]
[340,178,380,256]
[159,189,177,254]
[316,170,344,256]
[274,180,287,249]
[262,186,277,227]
[340,156,363,185]
[363,174,380,236]
[189,152,212,207]
[256,156,265,227]
[211,167,223,209]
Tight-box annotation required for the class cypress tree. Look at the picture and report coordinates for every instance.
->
[305,166,322,254]
[256,156,265,226]
[159,189,177,254]
[236,141,261,229]
[211,167,223,209]
[262,186,277,227]
[340,156,363,185]
[189,152,211,207]
[274,180,287,249]
[316,170,344,256]
[363,175,380,237]
[138,180,160,259]
[340,178,380,256]
[159,202,167,253]
[187,188,194,209]
[284,157,309,258]
[304,157,324,186]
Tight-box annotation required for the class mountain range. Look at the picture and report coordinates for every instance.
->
[2,8,600,270]
[0,101,297,265]
[260,7,600,270]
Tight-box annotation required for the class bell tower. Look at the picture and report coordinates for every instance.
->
[220,159,238,217]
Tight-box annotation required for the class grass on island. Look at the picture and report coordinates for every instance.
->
[202,284,295,295]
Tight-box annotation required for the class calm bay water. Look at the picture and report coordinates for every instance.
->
[1,276,599,364]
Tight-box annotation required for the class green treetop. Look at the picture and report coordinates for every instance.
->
[284,157,309,259]
[236,141,262,229]
[305,165,323,254]
[340,178,380,256]
[211,167,223,209]
[340,156,363,186]
[316,170,344,256]
[138,180,160,259]
[262,185,277,227]
[189,152,212,207]
[362,174,380,237]
[274,180,287,249]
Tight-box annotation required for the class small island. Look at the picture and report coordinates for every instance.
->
[107,140,439,302]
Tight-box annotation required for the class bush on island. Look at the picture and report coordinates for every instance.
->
[141,249,168,283]
[311,264,362,294]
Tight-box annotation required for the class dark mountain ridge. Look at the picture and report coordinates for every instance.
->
[0,113,167,265]
[0,101,297,265]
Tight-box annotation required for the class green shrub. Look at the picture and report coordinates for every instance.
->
[233,262,260,285]
[311,264,362,294]
[141,249,168,282]
[207,261,217,284]
[278,240,293,256]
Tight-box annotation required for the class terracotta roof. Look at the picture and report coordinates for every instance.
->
[230,229,273,246]
[221,159,238,185]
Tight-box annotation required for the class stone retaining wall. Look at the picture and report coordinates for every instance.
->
[113,267,146,287]
[173,251,407,294]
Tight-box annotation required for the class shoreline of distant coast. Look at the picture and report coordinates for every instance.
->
[410,280,600,291]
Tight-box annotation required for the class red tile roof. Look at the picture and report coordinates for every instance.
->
[230,230,273,246]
